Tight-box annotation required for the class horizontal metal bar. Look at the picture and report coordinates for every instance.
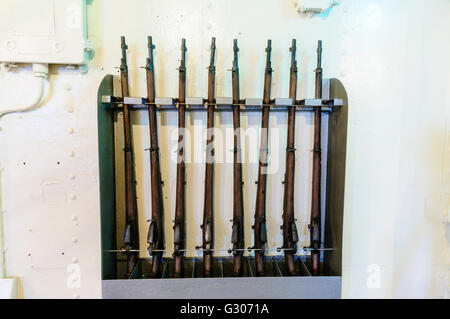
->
[108,246,333,254]
[195,247,233,253]
[109,249,165,253]
[112,106,333,113]
[108,249,141,253]
[104,96,343,107]
[102,96,340,112]
[302,247,334,252]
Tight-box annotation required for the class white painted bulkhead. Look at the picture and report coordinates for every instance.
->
[0,0,448,298]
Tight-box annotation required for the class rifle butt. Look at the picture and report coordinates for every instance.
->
[126,253,138,279]
[255,253,265,276]
[150,252,163,278]
[173,255,184,278]
[312,252,320,276]
[284,252,296,276]
[203,253,212,277]
[232,253,243,277]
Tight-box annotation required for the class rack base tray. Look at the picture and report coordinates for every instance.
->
[102,276,341,299]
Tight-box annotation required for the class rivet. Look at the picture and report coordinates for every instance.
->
[6,40,15,50]
[69,173,76,180]
[68,128,74,134]
[67,106,74,113]
[71,215,77,221]
[72,257,79,263]
[70,194,77,200]
[55,42,64,52]
[69,151,75,158]
[73,293,80,299]
[72,237,78,243]
[65,83,72,91]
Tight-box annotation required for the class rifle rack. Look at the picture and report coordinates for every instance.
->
[98,75,348,299]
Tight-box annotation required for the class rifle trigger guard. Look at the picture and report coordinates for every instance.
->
[147,220,157,242]
[173,222,182,245]
[123,224,131,245]
[122,146,132,153]
[260,222,267,244]
[291,221,299,244]
[231,222,240,244]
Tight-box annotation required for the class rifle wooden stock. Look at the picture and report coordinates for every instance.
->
[310,40,323,276]
[201,37,216,277]
[119,36,139,278]
[282,39,299,275]
[253,40,273,276]
[173,38,187,278]
[145,36,165,278]
[231,39,245,276]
